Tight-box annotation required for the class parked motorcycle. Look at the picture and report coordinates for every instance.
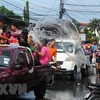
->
[84,83,100,100]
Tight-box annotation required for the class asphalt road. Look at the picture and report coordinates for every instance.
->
[11,67,98,100]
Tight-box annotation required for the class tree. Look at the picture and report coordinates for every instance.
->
[23,1,29,22]
[84,18,100,42]
[88,18,99,32]
[88,18,100,38]
[0,6,22,20]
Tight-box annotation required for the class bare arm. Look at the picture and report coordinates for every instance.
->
[0,34,10,41]
[54,56,57,62]
[54,48,57,62]
[33,42,39,49]
[27,35,32,45]
[37,51,44,57]
[36,47,46,57]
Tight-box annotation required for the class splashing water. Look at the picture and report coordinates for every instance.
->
[29,19,88,65]
[29,19,79,40]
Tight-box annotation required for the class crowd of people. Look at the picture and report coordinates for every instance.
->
[83,40,100,75]
[0,18,61,71]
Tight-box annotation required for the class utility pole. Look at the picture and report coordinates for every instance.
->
[23,1,29,22]
[59,0,64,19]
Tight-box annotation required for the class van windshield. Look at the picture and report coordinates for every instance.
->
[55,42,73,53]
[0,50,11,68]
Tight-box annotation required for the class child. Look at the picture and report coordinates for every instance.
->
[84,45,93,64]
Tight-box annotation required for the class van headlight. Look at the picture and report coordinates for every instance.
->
[65,58,74,61]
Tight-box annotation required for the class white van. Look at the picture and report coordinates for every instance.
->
[55,39,90,80]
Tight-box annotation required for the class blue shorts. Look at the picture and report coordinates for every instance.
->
[96,58,100,63]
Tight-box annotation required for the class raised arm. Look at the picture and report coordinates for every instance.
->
[0,34,10,41]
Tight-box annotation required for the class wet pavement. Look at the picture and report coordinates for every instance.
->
[11,67,99,100]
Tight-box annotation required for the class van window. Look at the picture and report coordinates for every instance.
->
[0,50,11,68]
[15,53,25,66]
[56,42,73,53]
[24,49,34,69]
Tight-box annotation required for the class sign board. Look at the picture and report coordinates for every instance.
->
[79,33,86,41]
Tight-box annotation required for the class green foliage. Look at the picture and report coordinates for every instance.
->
[86,31,93,38]
[84,28,89,34]
[88,18,100,33]
[83,18,100,42]
[95,37,100,42]
[0,6,22,20]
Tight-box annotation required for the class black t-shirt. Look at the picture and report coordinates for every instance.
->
[20,41,30,47]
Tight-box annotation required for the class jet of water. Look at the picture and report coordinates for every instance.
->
[28,19,87,65]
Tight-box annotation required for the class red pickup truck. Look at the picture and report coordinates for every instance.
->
[0,45,53,99]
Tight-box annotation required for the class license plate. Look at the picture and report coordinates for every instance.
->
[84,92,91,99]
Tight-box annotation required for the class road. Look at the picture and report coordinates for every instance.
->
[11,67,98,100]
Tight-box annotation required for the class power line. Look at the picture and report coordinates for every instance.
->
[64,0,93,21]
[3,0,51,12]
[20,0,58,11]
[1,0,50,16]
[64,10,73,20]
[47,0,58,15]
[72,0,92,20]
[15,0,56,12]
[65,13,86,22]
[0,0,60,19]
[1,0,23,10]
[64,3,100,7]
[65,8,100,13]
[0,0,58,18]
[64,9,87,22]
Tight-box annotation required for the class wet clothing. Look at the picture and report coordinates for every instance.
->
[19,37,30,47]
[96,58,100,63]
[92,44,98,51]
[35,46,50,66]
[1,32,11,38]
[0,32,11,44]
[96,50,100,58]
[47,46,57,60]
[11,31,21,43]
[84,48,93,64]
[14,33,29,48]
[39,46,50,66]
[84,49,93,55]
[47,46,61,68]
[96,50,100,63]
[19,41,30,47]
[11,30,21,35]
